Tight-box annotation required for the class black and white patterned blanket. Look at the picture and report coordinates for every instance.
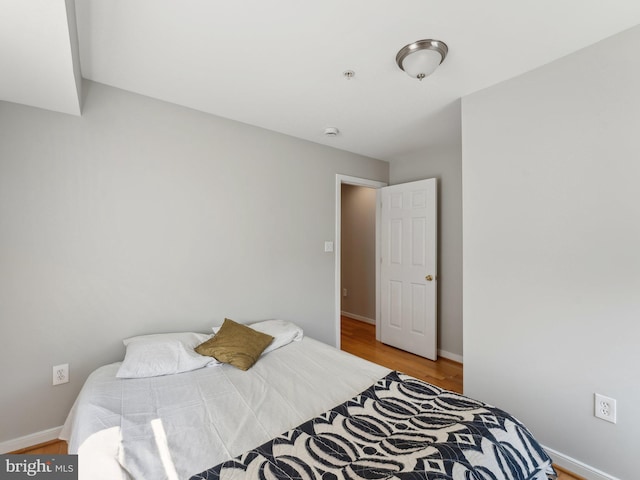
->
[192,371,556,480]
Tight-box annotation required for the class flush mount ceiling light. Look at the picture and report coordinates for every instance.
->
[396,39,448,81]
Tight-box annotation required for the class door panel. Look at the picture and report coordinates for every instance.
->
[379,178,437,360]
[389,280,402,327]
[412,217,426,266]
[390,219,402,264]
[411,283,426,334]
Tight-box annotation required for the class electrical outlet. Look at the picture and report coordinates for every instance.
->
[343,288,348,297]
[594,393,617,423]
[53,364,69,386]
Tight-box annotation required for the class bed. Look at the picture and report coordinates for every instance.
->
[60,320,556,480]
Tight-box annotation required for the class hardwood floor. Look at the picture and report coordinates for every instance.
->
[14,319,582,480]
[10,439,67,455]
[340,315,583,480]
[340,315,463,393]
[554,466,587,480]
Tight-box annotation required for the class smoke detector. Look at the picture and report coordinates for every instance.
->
[324,127,339,137]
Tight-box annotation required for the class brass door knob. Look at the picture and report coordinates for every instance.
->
[425,275,433,281]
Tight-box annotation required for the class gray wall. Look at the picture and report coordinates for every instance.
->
[389,111,463,361]
[340,184,376,321]
[462,26,640,478]
[0,80,388,443]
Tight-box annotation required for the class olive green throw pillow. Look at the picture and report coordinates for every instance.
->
[195,318,274,371]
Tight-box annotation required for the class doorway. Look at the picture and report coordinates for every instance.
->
[335,175,438,361]
[334,175,386,348]
[340,183,377,322]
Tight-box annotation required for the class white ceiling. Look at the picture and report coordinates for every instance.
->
[2,1,640,161]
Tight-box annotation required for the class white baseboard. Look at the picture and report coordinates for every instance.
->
[341,311,375,325]
[0,426,63,454]
[544,445,620,480]
[438,349,463,363]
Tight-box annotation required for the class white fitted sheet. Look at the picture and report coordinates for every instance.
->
[60,337,390,480]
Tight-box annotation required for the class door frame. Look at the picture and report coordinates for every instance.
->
[334,174,387,349]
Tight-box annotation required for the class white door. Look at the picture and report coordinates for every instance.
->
[379,178,437,360]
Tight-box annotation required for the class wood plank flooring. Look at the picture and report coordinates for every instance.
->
[14,318,582,480]
[340,315,463,393]
[10,439,67,455]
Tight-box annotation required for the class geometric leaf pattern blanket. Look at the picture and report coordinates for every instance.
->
[191,371,557,480]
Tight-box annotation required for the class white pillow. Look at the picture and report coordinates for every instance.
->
[212,319,303,355]
[117,332,218,378]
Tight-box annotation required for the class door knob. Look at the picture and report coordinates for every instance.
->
[425,275,433,281]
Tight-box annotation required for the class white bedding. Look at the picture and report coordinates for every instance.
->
[60,337,390,480]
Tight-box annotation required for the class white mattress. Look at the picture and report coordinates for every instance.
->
[60,337,390,480]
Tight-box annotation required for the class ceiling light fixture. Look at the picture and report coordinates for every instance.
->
[396,39,448,81]
[324,127,340,137]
